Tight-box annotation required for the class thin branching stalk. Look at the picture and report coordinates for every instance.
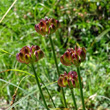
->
[77,67,85,110]
[31,63,49,110]
[49,35,67,108]
[70,89,77,110]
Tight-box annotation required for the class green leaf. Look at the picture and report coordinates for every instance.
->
[95,28,110,42]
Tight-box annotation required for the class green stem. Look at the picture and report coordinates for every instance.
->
[40,78,56,108]
[49,35,67,108]
[70,89,77,110]
[77,67,85,110]
[61,87,67,107]
[31,63,49,110]
[49,35,60,76]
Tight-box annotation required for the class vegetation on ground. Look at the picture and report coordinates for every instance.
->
[0,0,110,109]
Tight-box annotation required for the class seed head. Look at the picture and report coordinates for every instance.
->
[60,46,86,67]
[16,45,44,64]
[58,71,81,89]
[35,18,60,36]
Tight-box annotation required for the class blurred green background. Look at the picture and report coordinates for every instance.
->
[0,0,110,109]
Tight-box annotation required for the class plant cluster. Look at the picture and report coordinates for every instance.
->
[0,0,109,109]
[15,18,87,110]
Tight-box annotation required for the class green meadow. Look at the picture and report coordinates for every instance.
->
[0,0,110,109]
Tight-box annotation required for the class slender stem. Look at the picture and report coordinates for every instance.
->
[31,63,49,110]
[61,87,67,107]
[77,67,85,110]
[49,35,67,108]
[70,89,77,110]
[49,35,60,76]
[40,78,56,108]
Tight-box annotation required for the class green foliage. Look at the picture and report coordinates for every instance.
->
[0,0,110,109]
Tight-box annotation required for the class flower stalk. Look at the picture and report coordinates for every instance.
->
[70,89,77,110]
[31,63,49,110]
[49,35,67,108]
[77,67,85,110]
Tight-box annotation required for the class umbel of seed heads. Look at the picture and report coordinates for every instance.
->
[58,71,81,89]
[16,45,44,64]
[35,18,60,36]
[60,46,86,67]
